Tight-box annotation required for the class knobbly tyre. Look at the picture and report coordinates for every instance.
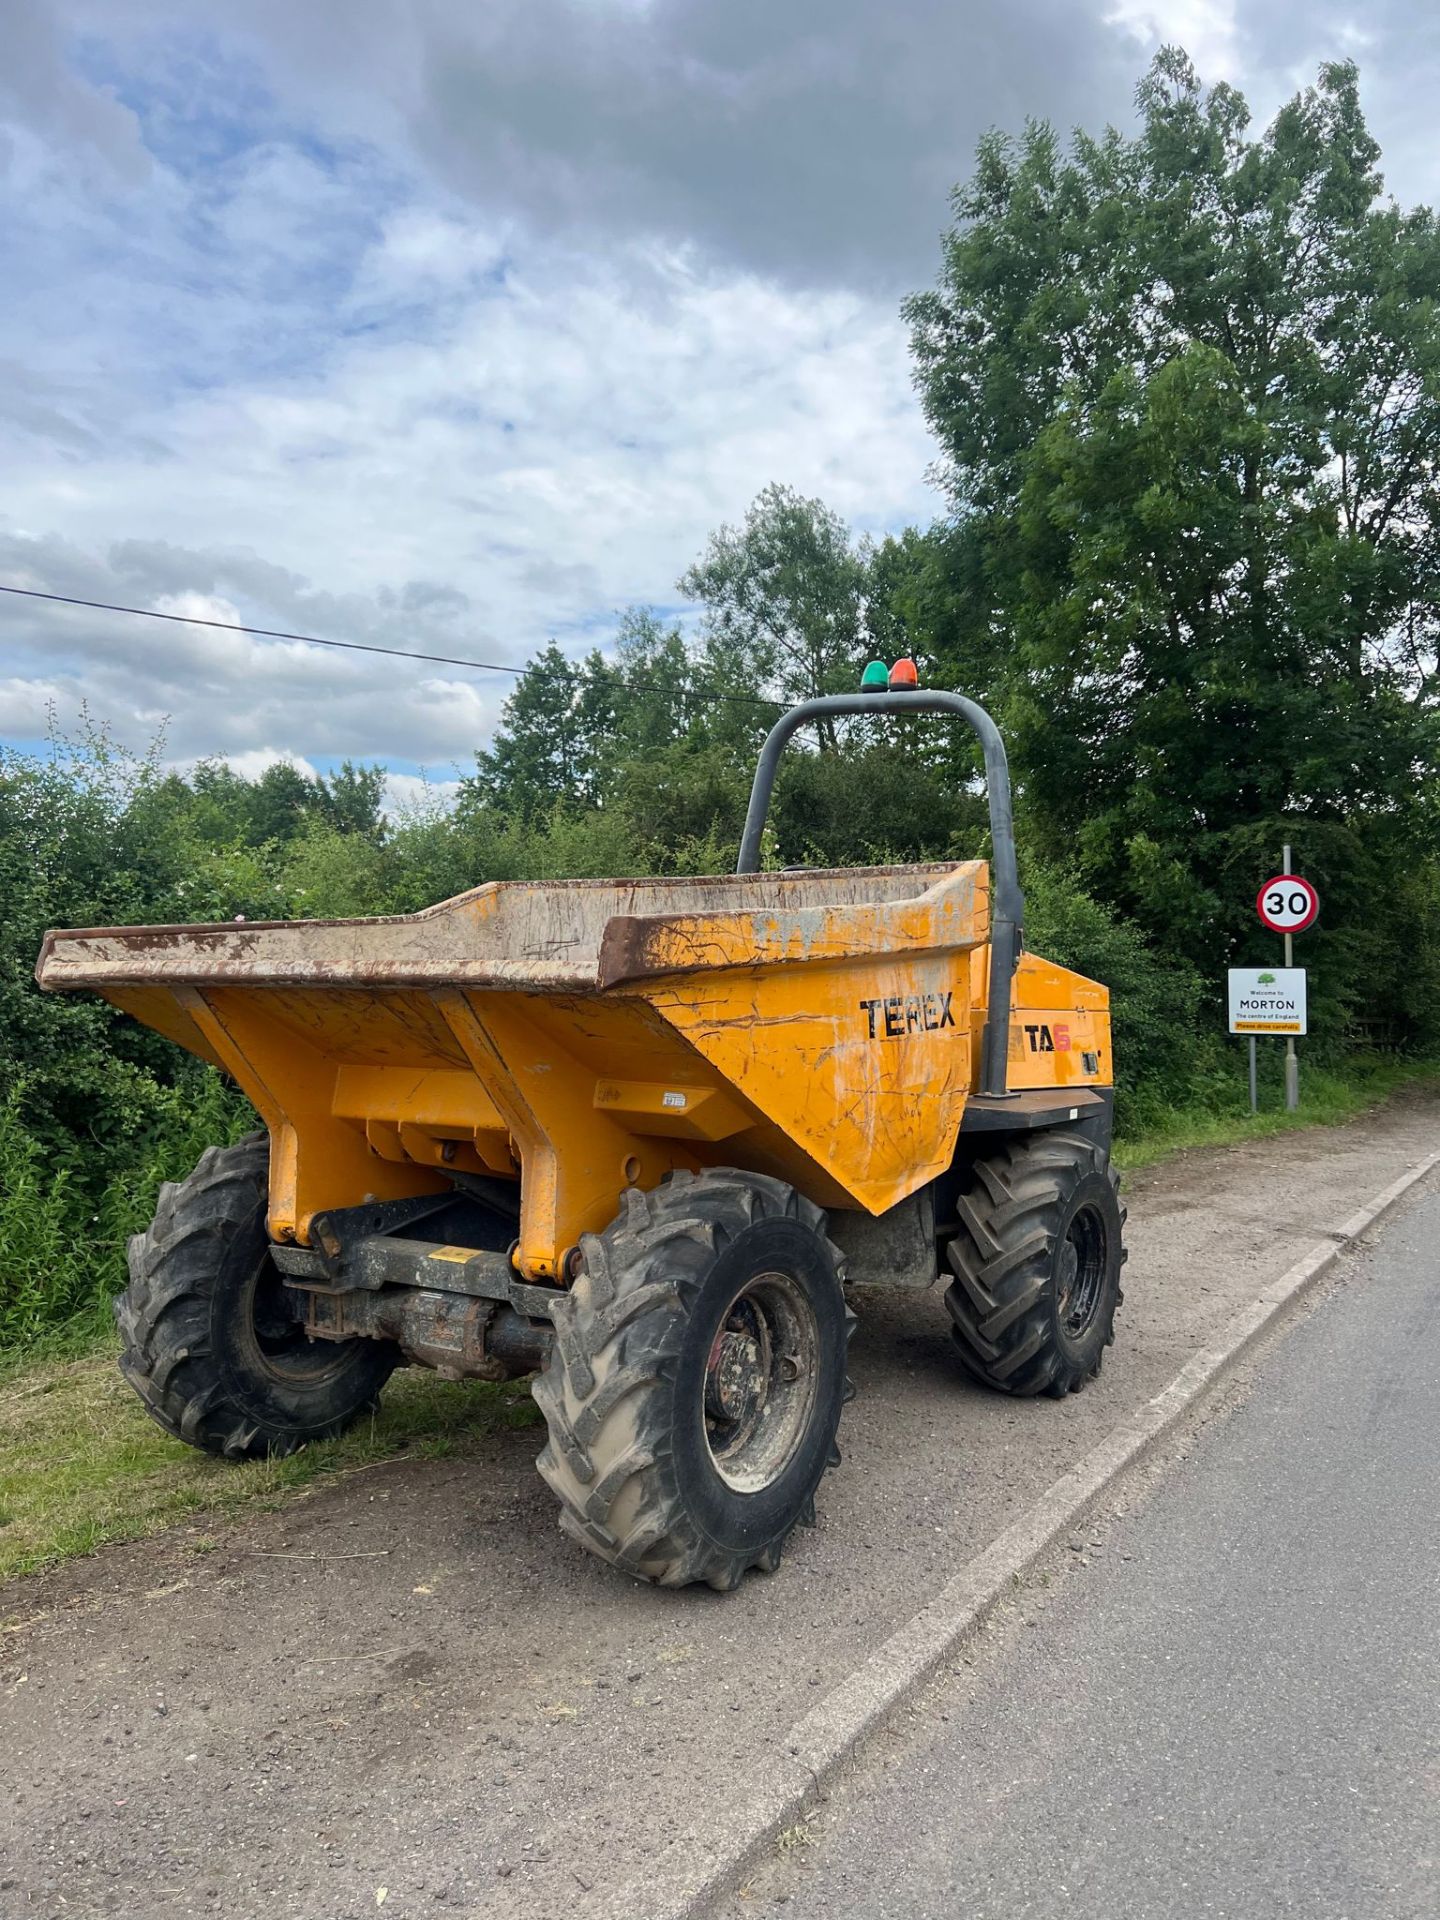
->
[36,666,1126,1592]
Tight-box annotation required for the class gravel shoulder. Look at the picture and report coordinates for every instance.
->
[2,1090,1438,1920]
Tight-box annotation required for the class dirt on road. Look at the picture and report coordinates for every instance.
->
[3,1091,1438,1920]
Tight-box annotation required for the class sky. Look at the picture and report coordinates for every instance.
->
[2,0,1438,803]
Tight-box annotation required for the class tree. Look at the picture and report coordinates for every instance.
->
[904,51,1440,1036]
[587,608,729,779]
[247,760,322,844]
[319,761,387,840]
[462,613,764,845]
[588,609,759,858]
[463,643,613,820]
[681,484,872,743]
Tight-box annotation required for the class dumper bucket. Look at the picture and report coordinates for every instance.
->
[37,861,995,1279]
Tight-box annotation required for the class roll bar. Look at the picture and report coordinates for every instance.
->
[736,689,1024,1098]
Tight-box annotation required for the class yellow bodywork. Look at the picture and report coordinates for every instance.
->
[36,862,1111,1282]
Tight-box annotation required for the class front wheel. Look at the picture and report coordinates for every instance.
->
[944,1131,1125,1397]
[532,1171,853,1590]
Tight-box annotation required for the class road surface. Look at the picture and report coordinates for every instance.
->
[737,1179,1440,1919]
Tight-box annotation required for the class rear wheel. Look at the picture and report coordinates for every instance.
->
[117,1133,399,1458]
[532,1170,853,1590]
[944,1131,1125,1397]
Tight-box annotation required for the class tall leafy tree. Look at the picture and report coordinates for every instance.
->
[681,484,873,744]
[463,643,616,820]
[246,760,323,845]
[905,50,1440,1030]
[586,609,759,856]
[319,761,387,840]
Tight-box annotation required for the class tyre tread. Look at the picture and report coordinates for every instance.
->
[115,1132,393,1458]
[943,1133,1123,1397]
[533,1169,852,1590]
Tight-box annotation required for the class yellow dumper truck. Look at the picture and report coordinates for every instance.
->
[37,678,1124,1590]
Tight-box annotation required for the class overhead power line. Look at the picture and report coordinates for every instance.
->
[0,581,781,714]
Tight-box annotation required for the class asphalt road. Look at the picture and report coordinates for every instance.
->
[741,1179,1440,1920]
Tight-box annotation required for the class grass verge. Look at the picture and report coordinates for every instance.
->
[1114,1053,1440,1170]
[2,1055,1435,1588]
[0,1352,541,1585]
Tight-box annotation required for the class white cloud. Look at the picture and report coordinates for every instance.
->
[0,675,74,738]
[186,746,320,783]
[381,769,464,818]
[151,590,245,629]
[1106,1,1241,79]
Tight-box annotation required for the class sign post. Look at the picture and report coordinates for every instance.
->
[1252,856,1319,1112]
[1282,844,1298,1111]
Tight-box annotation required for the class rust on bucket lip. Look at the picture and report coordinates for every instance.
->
[34,863,967,994]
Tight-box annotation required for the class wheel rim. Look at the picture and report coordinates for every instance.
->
[1056,1205,1108,1340]
[241,1251,348,1384]
[702,1271,821,1494]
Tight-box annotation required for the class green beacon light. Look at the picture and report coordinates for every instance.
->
[860,659,890,689]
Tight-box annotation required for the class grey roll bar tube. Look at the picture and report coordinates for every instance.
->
[736,689,1024,1099]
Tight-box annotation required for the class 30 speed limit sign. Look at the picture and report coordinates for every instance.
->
[1256,873,1319,933]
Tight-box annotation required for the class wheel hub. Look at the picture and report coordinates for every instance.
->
[1057,1207,1106,1339]
[706,1329,766,1426]
[702,1274,820,1493]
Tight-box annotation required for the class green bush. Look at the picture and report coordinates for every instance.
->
[0,1073,253,1364]
[1021,864,1214,1128]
